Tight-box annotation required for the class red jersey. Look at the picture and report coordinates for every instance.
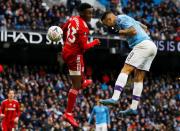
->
[62,16,99,54]
[1,99,20,124]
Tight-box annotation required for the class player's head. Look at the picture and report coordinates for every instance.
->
[78,3,93,22]
[95,97,101,105]
[101,11,116,27]
[8,89,15,100]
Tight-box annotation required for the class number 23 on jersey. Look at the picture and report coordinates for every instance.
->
[67,23,77,44]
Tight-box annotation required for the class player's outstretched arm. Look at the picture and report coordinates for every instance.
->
[140,23,147,30]
[119,26,137,36]
[80,35,100,50]
[136,21,149,33]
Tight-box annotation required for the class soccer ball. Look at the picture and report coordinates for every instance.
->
[47,26,63,42]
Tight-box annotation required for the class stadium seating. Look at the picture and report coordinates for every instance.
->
[0,0,179,40]
[0,65,179,130]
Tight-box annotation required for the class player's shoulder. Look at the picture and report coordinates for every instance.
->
[1,99,8,104]
[12,99,19,103]
[94,105,99,109]
[117,14,126,18]
[73,16,88,28]
[103,106,109,109]
[69,16,80,22]
[69,16,81,29]
[117,14,132,20]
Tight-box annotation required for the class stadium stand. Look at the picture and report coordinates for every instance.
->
[0,0,179,40]
[0,65,179,130]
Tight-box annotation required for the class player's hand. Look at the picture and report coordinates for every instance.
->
[0,114,5,118]
[108,124,111,128]
[94,39,101,45]
[145,28,150,34]
[14,117,19,124]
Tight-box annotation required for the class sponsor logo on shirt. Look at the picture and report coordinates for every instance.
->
[5,108,16,111]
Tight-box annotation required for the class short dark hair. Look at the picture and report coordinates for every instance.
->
[101,11,113,21]
[78,3,92,12]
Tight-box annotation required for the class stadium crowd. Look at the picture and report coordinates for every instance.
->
[0,65,179,130]
[0,0,179,41]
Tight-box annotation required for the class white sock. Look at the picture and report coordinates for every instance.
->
[112,73,128,101]
[130,82,143,110]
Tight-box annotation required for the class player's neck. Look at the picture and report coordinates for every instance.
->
[8,98,13,101]
[80,15,87,23]
[114,16,117,25]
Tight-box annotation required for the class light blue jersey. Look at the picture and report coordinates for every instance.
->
[88,105,110,125]
[116,14,151,48]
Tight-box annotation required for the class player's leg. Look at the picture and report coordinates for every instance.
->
[100,45,141,105]
[10,123,16,131]
[130,69,145,110]
[1,121,8,131]
[112,64,135,100]
[80,61,92,89]
[120,40,157,115]
[102,124,108,131]
[128,40,157,112]
[63,54,84,127]
[119,69,145,115]
[66,75,82,113]
[95,124,102,131]
[100,63,135,105]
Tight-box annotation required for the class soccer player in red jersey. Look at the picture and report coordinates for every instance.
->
[0,89,21,131]
[61,3,100,127]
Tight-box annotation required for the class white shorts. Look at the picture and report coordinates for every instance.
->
[96,123,108,131]
[125,40,157,71]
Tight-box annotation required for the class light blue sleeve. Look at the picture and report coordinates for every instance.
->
[117,15,134,29]
[105,107,110,124]
[135,21,141,25]
[88,107,95,124]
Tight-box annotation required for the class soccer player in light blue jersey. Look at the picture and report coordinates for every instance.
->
[88,98,110,131]
[100,11,157,115]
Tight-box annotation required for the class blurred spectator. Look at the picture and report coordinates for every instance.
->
[0,0,178,40]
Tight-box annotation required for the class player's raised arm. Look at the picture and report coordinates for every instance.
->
[136,21,149,33]
[118,26,137,36]
[117,16,137,36]
[79,34,100,50]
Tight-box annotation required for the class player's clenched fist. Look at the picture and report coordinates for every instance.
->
[93,39,101,45]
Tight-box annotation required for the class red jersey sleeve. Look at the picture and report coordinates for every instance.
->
[1,101,5,114]
[79,33,99,50]
[78,21,99,50]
